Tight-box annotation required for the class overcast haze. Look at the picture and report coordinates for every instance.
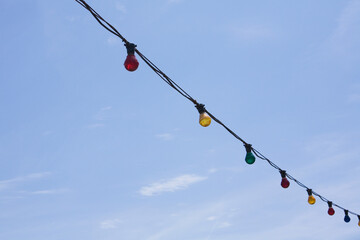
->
[1,0,360,239]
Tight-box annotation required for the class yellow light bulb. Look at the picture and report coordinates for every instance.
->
[308,195,316,205]
[199,112,211,127]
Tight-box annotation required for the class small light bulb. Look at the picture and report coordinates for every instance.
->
[280,170,290,188]
[124,43,139,72]
[308,195,316,205]
[195,104,211,127]
[199,112,211,127]
[244,144,255,165]
[307,189,316,205]
[357,215,360,227]
[327,201,335,216]
[344,210,350,223]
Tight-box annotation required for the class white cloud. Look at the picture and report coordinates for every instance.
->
[155,133,174,141]
[332,0,360,40]
[115,2,126,13]
[29,188,69,195]
[100,219,123,229]
[321,0,360,57]
[206,216,216,221]
[168,0,182,3]
[42,130,53,136]
[218,221,232,228]
[0,172,51,191]
[347,93,360,103]
[208,168,218,174]
[228,24,275,41]
[95,106,112,120]
[86,123,105,129]
[139,174,207,196]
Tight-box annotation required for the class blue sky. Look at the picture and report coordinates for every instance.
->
[1,0,360,239]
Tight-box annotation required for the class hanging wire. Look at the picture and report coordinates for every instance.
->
[74,0,359,219]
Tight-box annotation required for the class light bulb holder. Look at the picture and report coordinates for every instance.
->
[307,189,313,196]
[244,144,252,153]
[195,104,206,114]
[327,201,333,208]
[358,215,360,221]
[125,42,137,55]
[280,170,287,178]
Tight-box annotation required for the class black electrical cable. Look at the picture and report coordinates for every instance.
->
[74,0,359,220]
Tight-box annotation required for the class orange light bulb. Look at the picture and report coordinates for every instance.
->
[307,189,316,205]
[195,104,211,127]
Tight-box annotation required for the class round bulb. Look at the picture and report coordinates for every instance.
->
[199,112,211,127]
[124,54,139,71]
[245,152,255,164]
[344,215,351,223]
[358,220,360,227]
[328,207,335,216]
[281,177,290,188]
[308,195,316,205]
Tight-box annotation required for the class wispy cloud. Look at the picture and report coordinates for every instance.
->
[321,0,360,57]
[100,218,123,229]
[155,133,174,141]
[331,0,360,41]
[29,188,69,195]
[139,174,207,196]
[227,24,275,42]
[95,106,112,121]
[86,106,112,129]
[0,172,51,191]
[115,2,126,13]
[107,36,120,46]
[86,123,105,129]
[168,0,183,3]
[207,168,218,174]
[206,216,216,221]
[42,130,53,136]
[347,93,360,103]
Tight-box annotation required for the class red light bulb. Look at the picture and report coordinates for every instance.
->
[279,170,290,188]
[124,54,139,71]
[124,42,139,72]
[328,207,335,216]
[281,177,290,188]
[327,201,335,216]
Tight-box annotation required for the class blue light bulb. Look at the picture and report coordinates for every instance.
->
[344,210,351,223]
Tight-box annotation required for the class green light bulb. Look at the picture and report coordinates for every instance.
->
[245,152,256,164]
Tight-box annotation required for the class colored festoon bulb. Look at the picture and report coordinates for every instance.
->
[124,43,139,72]
[195,104,211,127]
[344,210,351,223]
[244,144,255,164]
[280,170,290,188]
[358,215,360,227]
[307,189,316,205]
[327,202,335,216]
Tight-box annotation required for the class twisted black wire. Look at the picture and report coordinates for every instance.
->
[74,0,360,220]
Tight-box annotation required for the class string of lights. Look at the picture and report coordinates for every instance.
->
[75,0,360,227]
